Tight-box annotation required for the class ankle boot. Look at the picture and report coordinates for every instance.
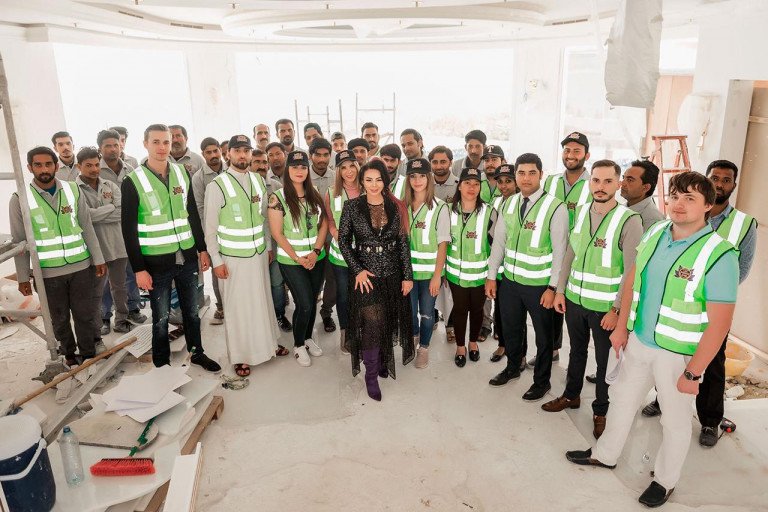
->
[340,329,349,354]
[361,349,382,401]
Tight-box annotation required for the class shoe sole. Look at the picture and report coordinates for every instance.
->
[190,362,222,374]
[489,375,520,387]
[127,317,147,325]
[209,319,224,325]
[564,453,616,469]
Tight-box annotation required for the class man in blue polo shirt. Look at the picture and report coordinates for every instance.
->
[565,172,739,508]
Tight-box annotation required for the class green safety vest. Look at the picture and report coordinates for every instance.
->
[565,203,637,312]
[25,181,91,268]
[327,189,350,267]
[543,174,591,228]
[491,194,512,278]
[409,199,446,281]
[501,192,563,286]
[274,189,326,265]
[446,204,491,287]
[480,180,501,204]
[127,164,195,256]
[715,207,755,251]
[627,220,735,355]
[214,171,267,257]
[390,175,406,200]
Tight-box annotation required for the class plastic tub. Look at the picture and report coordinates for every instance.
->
[0,415,56,512]
[725,342,754,378]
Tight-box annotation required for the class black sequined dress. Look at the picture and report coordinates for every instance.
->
[338,196,414,378]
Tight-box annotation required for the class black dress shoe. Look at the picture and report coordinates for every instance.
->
[586,373,597,384]
[642,399,662,417]
[489,368,520,386]
[190,353,222,373]
[277,315,293,332]
[522,383,551,402]
[469,349,480,362]
[699,426,719,447]
[454,354,466,367]
[565,448,616,469]
[490,350,504,363]
[323,316,337,333]
[638,481,674,508]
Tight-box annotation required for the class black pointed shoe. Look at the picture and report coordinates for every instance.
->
[565,448,616,469]
[454,354,467,367]
[638,481,674,508]
[489,368,520,386]
[522,383,551,402]
[469,349,480,362]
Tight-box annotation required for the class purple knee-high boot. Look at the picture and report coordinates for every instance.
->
[361,349,382,401]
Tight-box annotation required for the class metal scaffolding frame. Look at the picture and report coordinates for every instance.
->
[293,99,344,147]
[355,92,397,145]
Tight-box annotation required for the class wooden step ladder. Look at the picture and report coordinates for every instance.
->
[650,134,691,215]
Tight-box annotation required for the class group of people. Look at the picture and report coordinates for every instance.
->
[11,120,757,508]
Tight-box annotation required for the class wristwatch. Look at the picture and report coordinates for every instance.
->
[313,248,322,256]
[611,306,620,315]
[546,285,557,292]
[683,370,701,381]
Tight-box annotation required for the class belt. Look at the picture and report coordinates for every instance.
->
[356,241,397,254]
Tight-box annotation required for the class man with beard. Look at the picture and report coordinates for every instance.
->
[620,160,665,231]
[430,145,459,204]
[168,125,205,175]
[542,160,642,441]
[275,119,306,155]
[452,129,486,176]
[266,142,287,183]
[480,145,505,204]
[192,137,227,325]
[304,123,323,147]
[379,143,406,200]
[204,135,281,377]
[11,146,106,366]
[309,138,338,333]
[347,138,370,166]
[98,129,133,184]
[51,131,79,181]
[641,160,757,448]
[253,123,271,151]
[362,122,381,158]
[109,126,139,169]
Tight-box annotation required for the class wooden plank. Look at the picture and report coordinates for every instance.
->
[143,396,223,512]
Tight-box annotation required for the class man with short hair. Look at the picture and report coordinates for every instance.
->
[109,126,139,169]
[380,143,406,200]
[192,137,227,324]
[480,145,505,204]
[266,141,287,183]
[51,131,78,181]
[253,123,271,151]
[121,124,220,372]
[250,149,269,179]
[542,160,642,440]
[303,122,324,147]
[566,171,739,508]
[275,119,306,154]
[347,138,370,166]
[621,160,665,231]
[331,132,346,153]
[361,122,381,158]
[76,147,133,336]
[309,138,338,333]
[98,129,132,184]
[11,146,106,365]
[430,146,458,204]
[219,140,230,166]
[168,124,205,175]
[452,129,486,176]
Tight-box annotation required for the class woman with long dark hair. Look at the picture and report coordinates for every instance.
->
[338,159,414,401]
[268,150,328,367]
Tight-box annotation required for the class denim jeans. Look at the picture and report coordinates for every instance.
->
[269,259,286,318]
[148,259,204,367]
[102,261,142,319]
[331,263,350,330]
[280,260,326,347]
[410,279,437,347]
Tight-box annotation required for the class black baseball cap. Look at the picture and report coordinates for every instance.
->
[347,138,370,152]
[483,145,504,159]
[459,167,482,183]
[560,131,589,152]
[494,164,514,179]
[335,150,356,167]
[406,158,431,175]
[228,134,252,150]
[286,150,309,167]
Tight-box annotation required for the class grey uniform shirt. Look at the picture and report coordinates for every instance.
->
[310,166,335,202]
[629,196,665,232]
[192,163,225,223]
[99,157,133,185]
[123,154,139,170]
[55,161,79,182]
[556,205,643,309]
[76,176,127,262]
[487,187,569,288]
[11,179,105,281]
[433,175,459,205]
[561,168,590,195]
[263,171,283,252]
[203,169,272,269]
[451,157,485,177]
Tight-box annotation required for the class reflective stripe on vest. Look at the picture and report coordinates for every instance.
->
[565,204,636,312]
[127,164,194,256]
[409,199,445,280]
[627,220,735,355]
[446,204,491,287]
[544,175,591,228]
[391,175,406,200]
[214,171,267,257]
[275,189,326,265]
[26,181,91,268]
[502,192,562,286]
[716,208,754,250]
[328,190,349,267]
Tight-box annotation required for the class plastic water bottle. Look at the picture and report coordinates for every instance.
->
[59,426,85,487]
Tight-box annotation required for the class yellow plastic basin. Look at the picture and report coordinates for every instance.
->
[725,342,754,378]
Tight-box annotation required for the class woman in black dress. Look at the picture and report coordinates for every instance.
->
[338,159,414,401]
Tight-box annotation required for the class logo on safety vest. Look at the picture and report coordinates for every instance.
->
[415,220,426,229]
[674,266,695,281]
[567,201,577,210]
[251,194,261,204]
[523,220,537,230]
[593,237,607,248]
[172,186,183,195]
[60,205,73,215]
[466,231,477,239]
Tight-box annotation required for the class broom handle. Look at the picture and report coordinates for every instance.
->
[12,336,138,409]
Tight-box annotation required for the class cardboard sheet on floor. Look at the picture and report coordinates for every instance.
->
[64,414,158,451]
[103,365,191,405]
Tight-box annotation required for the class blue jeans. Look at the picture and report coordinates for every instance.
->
[102,261,142,319]
[331,263,349,330]
[410,279,437,347]
[269,259,286,318]
[148,259,204,367]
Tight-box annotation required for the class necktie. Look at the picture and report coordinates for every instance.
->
[520,197,530,221]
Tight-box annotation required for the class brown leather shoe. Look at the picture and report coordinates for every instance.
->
[542,395,581,412]
[593,415,606,439]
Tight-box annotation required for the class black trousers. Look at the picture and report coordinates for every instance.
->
[696,334,728,428]
[493,280,527,357]
[499,278,553,387]
[448,282,485,347]
[563,299,611,416]
[45,267,97,359]
[553,310,564,351]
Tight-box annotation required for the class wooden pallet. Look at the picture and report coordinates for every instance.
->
[144,395,224,512]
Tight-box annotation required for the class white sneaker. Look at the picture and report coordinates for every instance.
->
[415,346,429,369]
[294,346,311,367]
[305,338,323,357]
